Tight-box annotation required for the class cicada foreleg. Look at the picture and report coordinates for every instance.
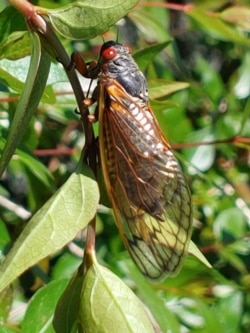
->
[71,52,98,79]
[70,52,101,122]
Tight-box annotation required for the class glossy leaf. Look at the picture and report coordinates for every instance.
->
[133,41,171,72]
[0,6,27,44]
[220,6,250,32]
[214,290,243,333]
[51,252,82,280]
[22,279,69,333]
[0,220,11,250]
[0,326,18,333]
[129,8,171,42]
[177,298,223,331]
[0,58,55,102]
[0,169,99,293]
[219,247,247,275]
[53,268,84,333]
[47,0,139,39]
[194,55,225,104]
[125,259,181,333]
[0,30,51,177]
[0,31,31,60]
[148,79,189,100]
[79,261,154,333]
[184,128,216,173]
[213,207,247,242]
[0,287,13,323]
[187,8,250,45]
[188,241,212,269]
[0,145,54,189]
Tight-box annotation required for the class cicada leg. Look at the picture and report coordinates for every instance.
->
[71,52,98,78]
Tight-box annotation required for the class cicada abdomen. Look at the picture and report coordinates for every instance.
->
[93,41,193,280]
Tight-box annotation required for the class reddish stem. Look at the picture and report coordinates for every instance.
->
[172,136,250,150]
[34,148,78,156]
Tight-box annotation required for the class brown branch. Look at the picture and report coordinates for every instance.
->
[34,148,78,156]
[172,136,250,150]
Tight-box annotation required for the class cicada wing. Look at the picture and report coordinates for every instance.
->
[111,182,192,280]
[99,79,193,280]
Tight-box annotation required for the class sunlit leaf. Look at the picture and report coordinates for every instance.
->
[0,31,31,60]
[0,30,51,177]
[149,79,189,99]
[129,8,171,42]
[0,169,99,293]
[220,6,250,32]
[46,0,139,39]
[177,298,223,331]
[0,220,11,250]
[79,260,154,333]
[214,291,243,333]
[213,207,247,241]
[184,128,215,173]
[22,279,69,333]
[187,8,250,45]
[188,241,212,269]
[0,286,13,323]
[53,267,84,333]
[0,6,27,44]
[133,41,171,72]
[125,259,181,333]
[0,326,18,333]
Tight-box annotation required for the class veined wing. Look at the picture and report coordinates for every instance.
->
[99,78,193,280]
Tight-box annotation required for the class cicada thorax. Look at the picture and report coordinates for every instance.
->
[92,41,193,280]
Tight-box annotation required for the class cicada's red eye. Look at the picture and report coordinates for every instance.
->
[102,47,117,60]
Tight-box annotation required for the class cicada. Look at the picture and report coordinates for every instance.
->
[79,41,193,280]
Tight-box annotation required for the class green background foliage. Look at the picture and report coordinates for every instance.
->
[0,0,249,332]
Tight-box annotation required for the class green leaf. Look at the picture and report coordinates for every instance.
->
[51,253,82,280]
[178,298,223,331]
[184,128,216,173]
[194,55,225,104]
[0,6,27,44]
[214,290,243,333]
[233,52,250,100]
[47,0,139,39]
[0,30,51,177]
[220,6,250,32]
[149,99,178,113]
[79,260,154,333]
[22,279,69,333]
[0,56,67,87]
[188,241,212,269]
[0,169,99,293]
[129,8,171,42]
[187,8,250,45]
[125,259,180,333]
[0,287,13,323]
[0,31,31,60]
[0,67,25,92]
[219,247,248,274]
[0,219,11,250]
[213,207,247,242]
[133,41,171,72]
[53,268,84,333]
[15,148,54,189]
[149,79,189,100]
[0,325,18,333]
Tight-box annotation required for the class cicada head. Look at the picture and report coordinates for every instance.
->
[97,41,149,102]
